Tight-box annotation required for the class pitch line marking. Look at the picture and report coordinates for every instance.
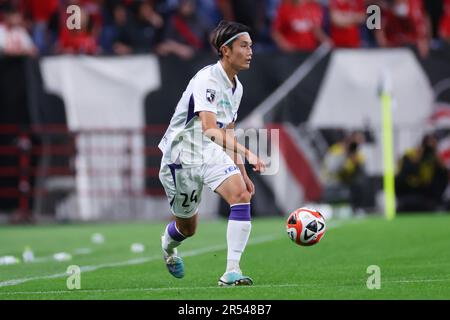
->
[2,278,450,296]
[0,235,280,288]
[0,220,348,289]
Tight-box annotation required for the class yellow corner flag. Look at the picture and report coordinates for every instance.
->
[380,71,396,220]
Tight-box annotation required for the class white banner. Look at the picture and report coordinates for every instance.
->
[40,55,161,220]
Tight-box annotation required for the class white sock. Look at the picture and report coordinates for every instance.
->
[162,225,182,256]
[226,220,252,273]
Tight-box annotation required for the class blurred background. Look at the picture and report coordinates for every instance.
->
[1,0,450,224]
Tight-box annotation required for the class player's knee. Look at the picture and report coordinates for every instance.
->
[231,189,252,204]
[184,228,196,237]
[178,225,196,238]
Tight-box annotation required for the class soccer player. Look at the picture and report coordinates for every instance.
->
[158,20,266,286]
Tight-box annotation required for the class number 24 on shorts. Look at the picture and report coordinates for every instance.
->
[180,190,198,207]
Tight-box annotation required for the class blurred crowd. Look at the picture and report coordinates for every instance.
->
[320,130,450,213]
[0,0,449,59]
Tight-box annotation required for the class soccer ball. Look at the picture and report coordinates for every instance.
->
[286,207,326,246]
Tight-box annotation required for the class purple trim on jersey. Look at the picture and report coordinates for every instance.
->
[168,163,182,188]
[168,220,186,242]
[186,94,197,124]
[229,203,251,221]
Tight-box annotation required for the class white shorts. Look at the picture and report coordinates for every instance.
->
[159,151,241,218]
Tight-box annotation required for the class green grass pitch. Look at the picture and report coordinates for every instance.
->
[0,214,449,300]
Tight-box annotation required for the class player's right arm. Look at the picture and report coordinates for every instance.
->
[198,111,266,173]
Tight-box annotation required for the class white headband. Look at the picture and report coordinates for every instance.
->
[221,32,250,48]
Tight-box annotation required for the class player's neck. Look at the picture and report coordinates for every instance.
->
[220,60,237,84]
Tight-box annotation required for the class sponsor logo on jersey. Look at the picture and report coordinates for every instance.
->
[218,99,231,107]
[224,165,238,174]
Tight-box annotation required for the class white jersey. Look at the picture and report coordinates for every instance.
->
[158,61,243,167]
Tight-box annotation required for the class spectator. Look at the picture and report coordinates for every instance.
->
[152,0,179,22]
[57,4,100,54]
[218,0,279,51]
[320,131,371,214]
[257,0,283,51]
[439,0,450,43]
[156,0,210,59]
[423,0,444,44]
[396,133,449,212]
[271,0,332,53]
[0,7,37,56]
[20,0,60,55]
[196,0,223,28]
[0,0,8,15]
[217,0,266,41]
[133,0,164,53]
[78,0,103,38]
[374,0,430,58]
[329,0,366,48]
[111,3,136,55]
[0,1,19,22]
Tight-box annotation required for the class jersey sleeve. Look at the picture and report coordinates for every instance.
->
[192,75,220,114]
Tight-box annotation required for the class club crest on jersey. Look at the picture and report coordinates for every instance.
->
[206,89,216,103]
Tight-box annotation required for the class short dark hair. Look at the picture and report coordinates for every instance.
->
[210,20,251,58]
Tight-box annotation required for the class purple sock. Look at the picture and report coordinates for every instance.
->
[167,221,186,242]
[229,203,251,221]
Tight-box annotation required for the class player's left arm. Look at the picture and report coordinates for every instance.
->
[225,122,255,195]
